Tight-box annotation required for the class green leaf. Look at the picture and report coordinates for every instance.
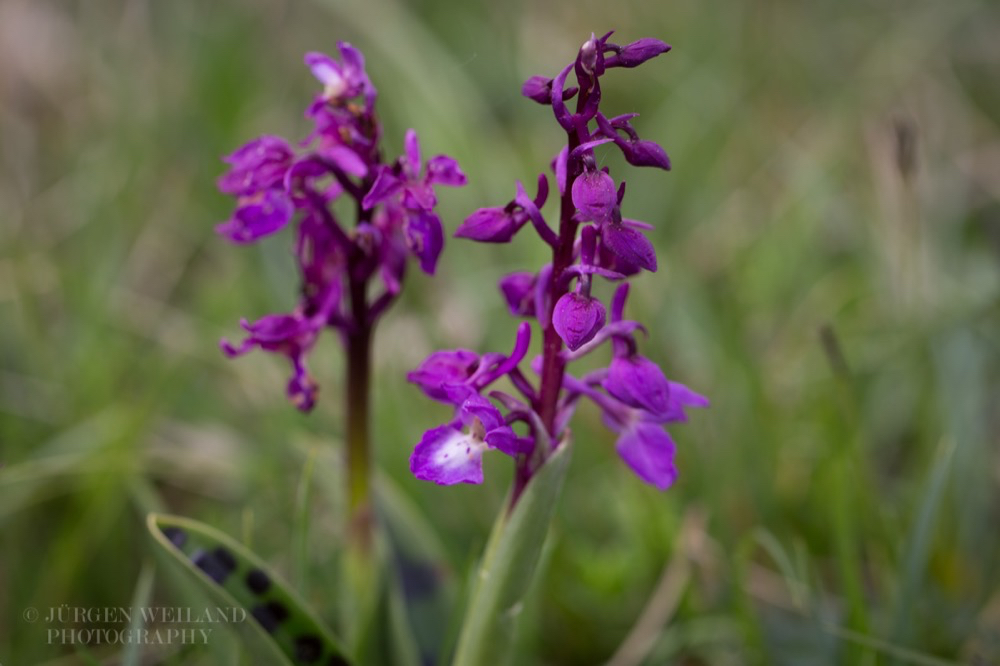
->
[376,474,459,665]
[451,439,572,666]
[147,513,352,665]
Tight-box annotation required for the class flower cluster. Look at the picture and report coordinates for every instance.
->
[217,43,466,410]
[409,32,706,492]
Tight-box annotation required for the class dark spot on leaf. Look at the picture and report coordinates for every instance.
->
[294,634,323,662]
[213,547,237,573]
[192,549,231,584]
[327,655,350,666]
[251,601,289,634]
[161,526,187,549]
[246,568,271,595]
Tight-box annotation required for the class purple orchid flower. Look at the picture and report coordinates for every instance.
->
[408,33,705,495]
[217,43,465,411]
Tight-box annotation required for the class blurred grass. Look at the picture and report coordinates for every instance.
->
[1,0,999,663]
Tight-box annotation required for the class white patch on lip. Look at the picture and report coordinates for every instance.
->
[432,427,486,471]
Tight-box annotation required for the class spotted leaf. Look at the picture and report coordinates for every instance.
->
[147,513,352,666]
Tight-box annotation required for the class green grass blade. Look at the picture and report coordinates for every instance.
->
[451,439,572,666]
[888,438,957,663]
[147,513,352,666]
[121,560,155,666]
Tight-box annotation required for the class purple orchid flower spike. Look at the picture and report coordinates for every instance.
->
[409,32,704,499]
[217,45,465,413]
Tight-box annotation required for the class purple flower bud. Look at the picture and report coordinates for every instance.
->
[601,219,658,272]
[407,349,480,402]
[455,207,521,243]
[522,75,553,104]
[606,39,671,69]
[604,354,671,416]
[498,272,537,316]
[215,190,294,244]
[553,292,606,351]
[572,169,616,222]
[622,139,671,170]
[320,144,369,177]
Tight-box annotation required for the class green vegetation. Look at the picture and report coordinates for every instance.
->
[1,0,998,663]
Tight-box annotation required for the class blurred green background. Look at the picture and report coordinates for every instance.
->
[2,0,999,663]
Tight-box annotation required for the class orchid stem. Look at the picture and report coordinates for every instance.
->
[345,278,373,551]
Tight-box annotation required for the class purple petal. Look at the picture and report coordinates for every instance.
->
[321,144,368,177]
[455,208,520,243]
[498,272,536,316]
[661,381,711,422]
[514,180,558,246]
[304,52,343,89]
[605,355,671,416]
[410,425,486,485]
[285,156,342,205]
[615,421,678,490]
[572,169,616,222]
[427,155,467,187]
[287,358,318,412]
[606,39,671,68]
[459,395,521,456]
[239,314,305,345]
[408,349,480,402]
[218,136,294,196]
[553,146,568,196]
[362,167,402,210]
[404,129,422,176]
[336,41,367,81]
[460,394,506,432]
[553,292,606,351]
[550,63,575,131]
[404,211,444,274]
[601,223,658,272]
[216,190,294,244]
